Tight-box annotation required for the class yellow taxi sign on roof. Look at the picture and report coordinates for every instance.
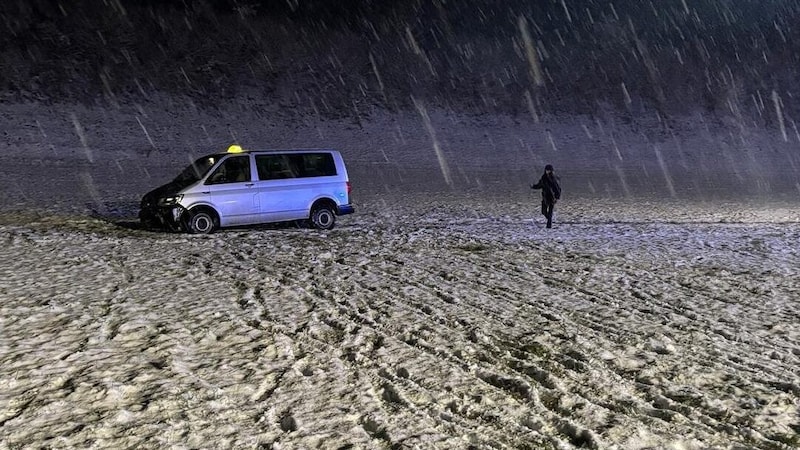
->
[227,144,244,153]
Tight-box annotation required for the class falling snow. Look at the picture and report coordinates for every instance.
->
[2,0,800,448]
[1,99,799,449]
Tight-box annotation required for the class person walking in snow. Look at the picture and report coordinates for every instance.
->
[531,164,561,228]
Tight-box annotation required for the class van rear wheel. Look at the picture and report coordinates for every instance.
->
[185,209,218,234]
[310,205,336,230]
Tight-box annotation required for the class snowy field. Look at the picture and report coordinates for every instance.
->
[1,102,800,448]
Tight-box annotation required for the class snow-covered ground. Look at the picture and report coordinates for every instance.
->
[1,101,799,448]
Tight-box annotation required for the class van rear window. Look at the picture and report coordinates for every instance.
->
[256,153,337,180]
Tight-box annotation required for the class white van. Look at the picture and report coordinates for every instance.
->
[139,145,354,233]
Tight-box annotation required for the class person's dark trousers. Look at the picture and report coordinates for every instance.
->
[541,201,554,228]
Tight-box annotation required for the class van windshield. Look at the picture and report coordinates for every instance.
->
[173,154,221,184]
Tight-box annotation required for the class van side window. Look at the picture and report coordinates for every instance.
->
[256,153,337,180]
[256,155,295,180]
[300,153,337,177]
[206,156,251,184]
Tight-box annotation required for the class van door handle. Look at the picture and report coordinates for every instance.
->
[245,183,255,187]
[202,191,210,194]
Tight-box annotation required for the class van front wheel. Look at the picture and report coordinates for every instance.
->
[185,209,218,234]
[310,205,336,230]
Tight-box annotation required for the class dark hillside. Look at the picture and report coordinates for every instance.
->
[2,0,799,125]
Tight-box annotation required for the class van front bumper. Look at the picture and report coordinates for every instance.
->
[139,204,186,231]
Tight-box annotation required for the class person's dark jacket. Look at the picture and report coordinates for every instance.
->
[531,172,561,204]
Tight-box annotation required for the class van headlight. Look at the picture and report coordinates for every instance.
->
[158,195,183,206]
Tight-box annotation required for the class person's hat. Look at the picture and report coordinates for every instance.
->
[545,164,554,171]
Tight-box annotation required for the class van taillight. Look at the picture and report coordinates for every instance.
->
[346,181,352,195]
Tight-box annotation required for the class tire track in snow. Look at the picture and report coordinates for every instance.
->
[226,235,558,446]
[214,229,601,447]
[253,232,648,446]
[374,219,800,446]
[2,216,799,448]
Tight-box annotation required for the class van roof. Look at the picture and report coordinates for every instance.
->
[226,145,338,154]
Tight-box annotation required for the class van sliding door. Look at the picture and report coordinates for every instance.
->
[205,155,260,225]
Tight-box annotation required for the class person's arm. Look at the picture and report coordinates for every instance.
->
[531,177,543,189]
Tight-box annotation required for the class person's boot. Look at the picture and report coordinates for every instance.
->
[546,217,552,228]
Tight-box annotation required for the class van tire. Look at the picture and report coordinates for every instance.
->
[310,205,336,230]
[185,208,218,234]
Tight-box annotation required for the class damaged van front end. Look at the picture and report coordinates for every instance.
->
[139,189,188,232]
[139,153,222,232]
